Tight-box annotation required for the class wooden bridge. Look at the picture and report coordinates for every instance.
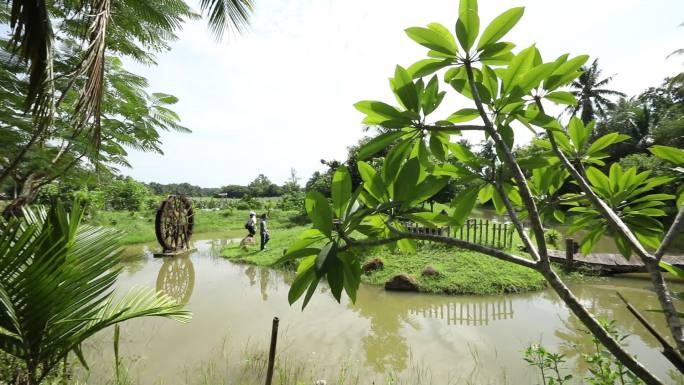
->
[409,299,514,326]
[549,248,684,275]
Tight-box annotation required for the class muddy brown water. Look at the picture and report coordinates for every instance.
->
[80,233,684,384]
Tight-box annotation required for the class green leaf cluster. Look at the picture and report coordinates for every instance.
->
[0,202,190,382]
[564,164,674,257]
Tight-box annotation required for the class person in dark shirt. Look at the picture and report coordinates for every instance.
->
[259,213,270,251]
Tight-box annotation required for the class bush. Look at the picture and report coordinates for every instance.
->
[279,190,305,213]
[103,177,151,211]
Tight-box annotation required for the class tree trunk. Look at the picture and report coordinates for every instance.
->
[2,172,46,218]
[539,264,665,385]
[645,258,684,353]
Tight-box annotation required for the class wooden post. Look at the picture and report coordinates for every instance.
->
[265,317,279,385]
[565,238,574,272]
[485,220,489,245]
[466,219,470,242]
[478,219,483,244]
[508,225,514,248]
[497,223,502,248]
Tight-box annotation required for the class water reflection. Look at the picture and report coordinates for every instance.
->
[409,298,514,326]
[99,239,684,385]
[352,289,411,373]
[155,256,196,305]
[243,265,284,301]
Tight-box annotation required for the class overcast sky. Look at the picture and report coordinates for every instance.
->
[124,0,684,188]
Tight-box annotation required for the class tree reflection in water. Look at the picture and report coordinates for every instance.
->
[349,288,516,373]
[155,256,196,305]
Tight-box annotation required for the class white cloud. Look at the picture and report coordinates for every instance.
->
[123,0,684,187]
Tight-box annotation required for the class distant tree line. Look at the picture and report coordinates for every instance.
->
[147,173,292,198]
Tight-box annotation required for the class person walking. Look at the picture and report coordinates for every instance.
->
[259,213,270,251]
[245,211,257,238]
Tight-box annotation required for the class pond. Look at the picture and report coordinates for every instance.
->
[80,234,683,384]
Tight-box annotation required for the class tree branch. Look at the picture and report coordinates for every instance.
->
[655,204,684,261]
[463,60,549,261]
[421,124,486,132]
[535,99,684,355]
[492,180,541,261]
[379,221,539,269]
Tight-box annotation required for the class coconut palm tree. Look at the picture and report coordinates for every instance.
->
[0,202,191,385]
[566,58,626,124]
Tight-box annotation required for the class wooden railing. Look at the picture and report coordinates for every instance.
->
[401,218,515,249]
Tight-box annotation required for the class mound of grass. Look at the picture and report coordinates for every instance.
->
[362,244,546,294]
[221,228,546,295]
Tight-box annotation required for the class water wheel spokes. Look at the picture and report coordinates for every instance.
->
[155,195,194,252]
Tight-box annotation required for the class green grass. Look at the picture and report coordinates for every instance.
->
[89,208,304,245]
[362,243,546,294]
[220,226,304,265]
[221,225,547,295]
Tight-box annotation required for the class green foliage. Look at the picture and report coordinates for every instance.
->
[534,117,630,167]
[0,202,190,384]
[279,190,305,213]
[582,320,643,385]
[247,174,282,197]
[282,0,683,335]
[525,320,643,385]
[564,163,674,257]
[103,177,152,211]
[545,229,561,248]
[523,344,572,385]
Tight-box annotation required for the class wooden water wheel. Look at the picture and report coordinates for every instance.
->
[155,195,194,252]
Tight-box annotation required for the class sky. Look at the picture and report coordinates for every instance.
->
[124,0,684,188]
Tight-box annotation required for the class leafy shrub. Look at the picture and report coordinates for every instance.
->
[103,177,151,211]
[525,319,642,385]
[279,190,305,213]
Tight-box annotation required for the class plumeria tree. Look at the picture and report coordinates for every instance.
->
[279,1,684,384]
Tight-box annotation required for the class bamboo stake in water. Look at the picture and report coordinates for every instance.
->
[265,317,280,385]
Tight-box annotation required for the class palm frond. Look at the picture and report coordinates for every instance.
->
[594,89,627,97]
[199,0,253,39]
[7,0,55,131]
[0,202,191,382]
[73,0,112,153]
[668,48,684,59]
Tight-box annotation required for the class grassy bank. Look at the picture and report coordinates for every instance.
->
[90,208,303,245]
[221,225,546,295]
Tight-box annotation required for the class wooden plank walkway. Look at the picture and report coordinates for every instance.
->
[548,250,684,274]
